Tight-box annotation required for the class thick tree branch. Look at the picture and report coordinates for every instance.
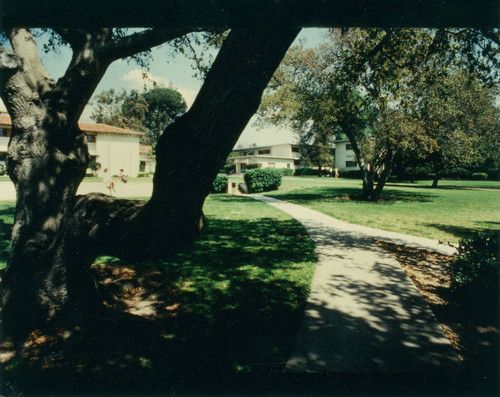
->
[53,28,195,124]
[71,27,300,261]
[104,28,196,60]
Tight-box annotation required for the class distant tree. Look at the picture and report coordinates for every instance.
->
[91,87,187,147]
[90,88,148,133]
[260,34,430,201]
[142,87,187,147]
[413,69,499,187]
[260,28,499,200]
[298,126,335,176]
[87,161,102,176]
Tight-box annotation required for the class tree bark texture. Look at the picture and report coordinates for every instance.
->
[0,27,299,338]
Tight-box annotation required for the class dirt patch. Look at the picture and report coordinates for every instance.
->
[378,241,500,385]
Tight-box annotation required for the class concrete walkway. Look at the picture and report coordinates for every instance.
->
[0,180,153,200]
[252,195,461,373]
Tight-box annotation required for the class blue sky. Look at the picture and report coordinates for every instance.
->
[1,28,327,147]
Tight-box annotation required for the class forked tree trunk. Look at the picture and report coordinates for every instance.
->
[1,27,300,339]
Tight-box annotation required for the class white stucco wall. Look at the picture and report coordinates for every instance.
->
[335,141,359,169]
[95,134,140,177]
[235,157,294,173]
[140,154,156,174]
[0,136,8,153]
[270,144,292,157]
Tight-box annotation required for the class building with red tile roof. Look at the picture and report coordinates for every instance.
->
[0,112,154,177]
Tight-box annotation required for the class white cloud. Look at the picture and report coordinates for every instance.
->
[121,70,198,108]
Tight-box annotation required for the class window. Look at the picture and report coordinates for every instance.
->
[89,155,97,162]
[291,147,300,153]
[287,164,291,168]
[0,152,7,162]
[242,151,255,156]
[258,149,271,155]
[86,135,96,143]
[345,161,357,168]
[346,144,353,151]
[0,128,10,137]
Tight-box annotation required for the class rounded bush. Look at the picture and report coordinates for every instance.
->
[244,168,282,193]
[279,168,294,176]
[211,174,228,193]
[221,163,235,175]
[451,231,499,300]
[471,172,488,180]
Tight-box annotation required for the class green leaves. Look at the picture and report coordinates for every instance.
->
[90,86,187,146]
[244,168,282,193]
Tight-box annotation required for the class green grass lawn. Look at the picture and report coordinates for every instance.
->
[262,176,500,243]
[389,179,500,189]
[0,195,316,375]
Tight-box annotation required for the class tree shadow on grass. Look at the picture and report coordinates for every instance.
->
[425,223,500,240]
[1,215,319,395]
[270,186,436,204]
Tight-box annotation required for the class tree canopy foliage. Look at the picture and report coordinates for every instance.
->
[260,28,499,200]
[91,87,187,147]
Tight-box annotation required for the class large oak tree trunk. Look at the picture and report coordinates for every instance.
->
[1,27,300,340]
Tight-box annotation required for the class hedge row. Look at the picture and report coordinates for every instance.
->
[294,167,330,176]
[244,168,282,193]
[394,166,500,181]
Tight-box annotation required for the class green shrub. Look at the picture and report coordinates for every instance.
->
[445,167,470,179]
[450,231,499,300]
[338,169,363,179]
[211,174,228,193]
[471,172,488,180]
[244,168,282,193]
[487,169,500,180]
[294,167,328,176]
[221,163,236,175]
[87,161,101,176]
[0,164,6,176]
[294,167,314,176]
[279,168,294,176]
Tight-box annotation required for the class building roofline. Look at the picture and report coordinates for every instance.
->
[0,113,143,136]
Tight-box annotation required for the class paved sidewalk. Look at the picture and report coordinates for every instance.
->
[253,195,461,373]
[0,180,153,200]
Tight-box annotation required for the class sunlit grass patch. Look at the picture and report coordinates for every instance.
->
[264,177,500,243]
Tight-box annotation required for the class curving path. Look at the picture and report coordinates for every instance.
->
[252,195,461,373]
